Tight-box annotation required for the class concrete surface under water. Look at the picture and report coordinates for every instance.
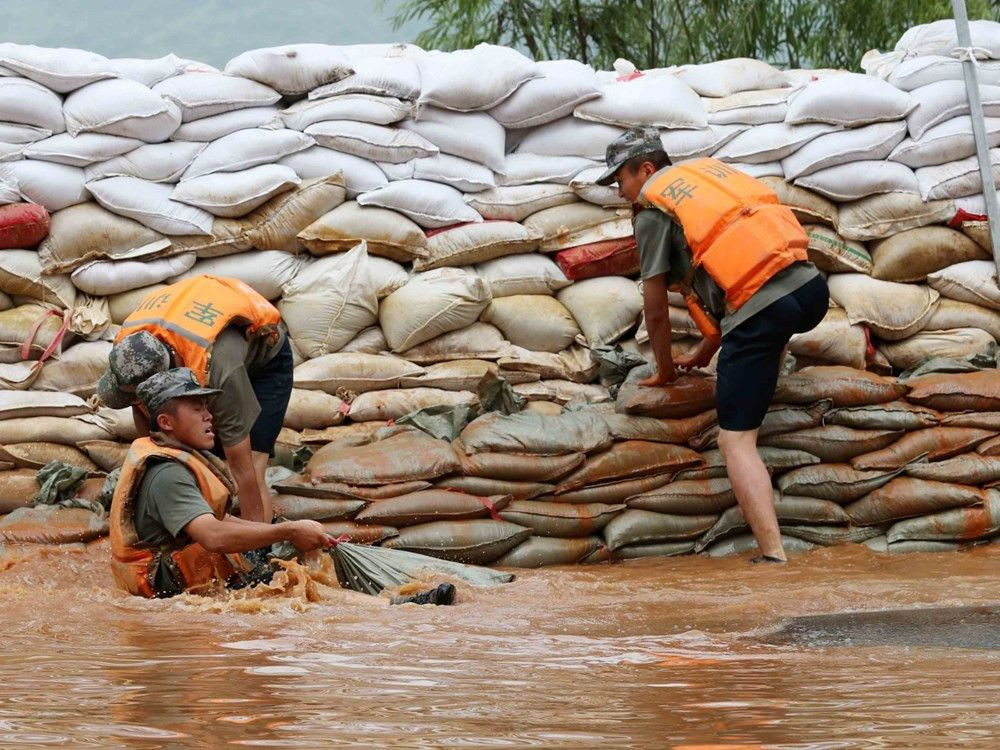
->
[0,541,998,748]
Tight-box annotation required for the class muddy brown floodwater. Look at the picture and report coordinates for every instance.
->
[0,541,998,748]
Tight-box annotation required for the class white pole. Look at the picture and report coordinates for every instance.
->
[951,0,1000,274]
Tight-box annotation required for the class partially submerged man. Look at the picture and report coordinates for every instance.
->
[597,127,829,563]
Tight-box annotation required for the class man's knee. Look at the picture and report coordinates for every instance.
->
[717,428,758,456]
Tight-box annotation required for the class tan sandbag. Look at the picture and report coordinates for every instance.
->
[773,366,909,407]
[436,475,553,501]
[760,425,903,463]
[777,463,904,502]
[870,226,988,282]
[306,430,461,486]
[0,249,77,309]
[675,447,820,480]
[299,422,388,447]
[320,521,398,544]
[0,442,99,473]
[0,505,108,544]
[298,201,429,262]
[788,308,868,369]
[881,328,997,370]
[977,435,1000,456]
[0,391,92,420]
[283,389,347,431]
[413,221,542,271]
[603,508,718,551]
[399,323,512,365]
[851,427,995,470]
[760,176,839,227]
[886,490,1000,542]
[613,540,695,560]
[499,500,623,538]
[827,274,940,340]
[497,345,598,384]
[339,326,389,355]
[495,535,602,567]
[846,477,988,525]
[927,260,1000,311]
[459,411,612,456]
[706,533,816,557]
[271,495,366,521]
[906,370,1000,412]
[555,441,703,493]
[0,469,41,513]
[354,491,510,527]
[920,298,1000,341]
[382,519,531,565]
[823,401,940,431]
[802,224,872,274]
[347,388,478,422]
[294,353,424,395]
[93,408,139,442]
[513,379,610,405]
[557,277,643,348]
[616,374,717,418]
[941,412,1000,430]
[535,473,675,505]
[780,523,886,545]
[28,340,112,397]
[522,401,563,416]
[626,478,735,514]
[242,174,347,253]
[600,409,717,444]
[457,451,585,482]
[481,295,580,353]
[0,415,114,445]
[836,192,955,242]
[400,360,536,392]
[963,220,991,252]
[274,475,432,500]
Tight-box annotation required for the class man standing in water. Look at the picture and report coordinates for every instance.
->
[596,127,829,563]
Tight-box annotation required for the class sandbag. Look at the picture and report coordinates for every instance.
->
[760,425,903,464]
[915,149,1000,200]
[802,224,872,274]
[382,519,531,565]
[280,146,387,198]
[780,121,907,178]
[692,402,827,451]
[436,476,553,501]
[824,401,939,431]
[347,388,477,422]
[716,122,839,165]
[416,44,538,112]
[941,412,1000,430]
[495,535,602,568]
[921,298,1000,342]
[0,469,41,513]
[84,141,207,183]
[497,346,597,384]
[535,473,674,505]
[785,72,914,126]
[927,260,1000,310]
[400,360,531,392]
[782,523,887,545]
[307,429,461,485]
[171,106,282,142]
[905,454,1000,485]
[414,222,541,271]
[399,107,506,170]
[400,323,511,365]
[0,442,98,473]
[676,447,820,481]
[889,115,1000,168]
[613,540,694,560]
[298,201,428,262]
[759,176,839,228]
[0,160,89,211]
[282,94,411,129]
[0,76,65,131]
[355,491,509,527]
[404,152,498,191]
[307,121,437,164]
[516,117,624,160]
[836,192,956,242]
[0,304,69,364]
[905,371,1000,412]
[73,252,196,296]
[489,59,601,128]
[63,78,179,140]
[170,250,304,301]
[270,495,366,522]
[886,490,1000,543]
[78,440,129,472]
[556,277,642,348]
[696,496,850,552]
[616,372,717,418]
[880,328,997,371]
[794,160,918,202]
[599,409,717,445]
[788,308,867,369]
[481,295,581,353]
[705,533,816,557]
[225,43,352,96]
[0,203,49,250]
[827,274,939,341]
[499,500,622,538]
[294,353,424,395]
[603,509,718,551]
[476,253,571,297]
[153,72,281,121]
[0,506,108,544]
[465,184,576,223]
[282,389,346,431]
[457,451,584,482]
[846,477,988,525]
[555,441,703,492]
[310,56,418,100]
[85,176,214,235]
[626,478,735,515]
[773,366,909,407]
[459,411,612,456]
[574,75,706,129]
[870,226,988,282]
[170,165,300,218]
[0,249,76,309]
[851,427,995,470]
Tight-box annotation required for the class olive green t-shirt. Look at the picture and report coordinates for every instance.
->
[633,208,820,336]
[134,460,215,547]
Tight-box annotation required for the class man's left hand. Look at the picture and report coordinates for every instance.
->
[674,350,713,371]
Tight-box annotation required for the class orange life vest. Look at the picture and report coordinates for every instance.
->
[116,275,282,385]
[110,438,248,598]
[639,158,809,318]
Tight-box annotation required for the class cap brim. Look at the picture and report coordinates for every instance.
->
[96,369,138,410]
[180,386,223,399]
[595,161,624,187]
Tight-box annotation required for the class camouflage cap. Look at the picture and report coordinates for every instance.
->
[136,367,221,417]
[96,331,172,410]
[595,126,665,186]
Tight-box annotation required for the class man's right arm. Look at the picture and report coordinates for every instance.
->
[184,514,332,554]
[640,274,677,386]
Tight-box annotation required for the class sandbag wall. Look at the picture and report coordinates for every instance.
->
[0,21,999,562]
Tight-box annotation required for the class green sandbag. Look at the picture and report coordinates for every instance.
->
[382,519,531,565]
[613,540,695,560]
[602,509,718,551]
[495,536,602,568]
[499,500,623,538]
[705,533,816,557]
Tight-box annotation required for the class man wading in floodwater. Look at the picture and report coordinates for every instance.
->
[597,127,829,563]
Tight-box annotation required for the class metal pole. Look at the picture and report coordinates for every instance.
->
[951,0,1000,274]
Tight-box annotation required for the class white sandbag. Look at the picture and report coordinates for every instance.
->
[660,124,746,159]
[496,154,597,186]
[789,307,868,369]
[399,108,506,170]
[171,165,300,218]
[294,352,422,394]
[0,177,17,205]
[794,161,918,201]
[297,201,428,262]
[464,184,577,222]
[305,120,436,163]
[154,73,281,121]
[729,162,783,179]
[675,58,787,97]
[915,149,1000,201]
[516,117,625,160]
[568,166,630,207]
[827,273,940,341]
[927,261,1000,310]
[781,122,908,179]
[490,59,601,128]
[523,203,623,244]
[86,176,214,235]
[400,322,511,365]
[415,221,541,271]
[279,146,387,198]
[884,55,1000,91]
[38,202,171,273]
[348,387,477,422]
[0,44,115,92]
[417,44,539,111]
[889,116,1000,168]
[703,88,790,126]
[714,122,838,165]
[786,73,914,126]
[921,298,1000,341]
[403,153,496,192]
[0,249,76,308]
[181,128,313,180]
[22,133,142,167]
[0,122,52,144]
[278,243,379,358]
[837,192,956,242]
[759,176,839,227]
[0,144,22,163]
[0,77,64,133]
[71,252,196,296]
[356,179,481,228]
[169,106,282,141]
[367,256,408,299]
[108,283,168,324]
[309,57,420,101]
[905,80,1000,140]
[0,161,88,211]
[380,268,492,352]
[84,141,207,183]
[339,326,388,354]
[481,295,581,353]
[497,345,598,384]
[802,224,872,274]
[870,226,988,283]
[63,78,180,141]
[282,95,411,130]
[224,44,353,96]
[558,277,643,348]
[105,54,188,87]
[30,339,112,396]
[895,20,1000,58]
[476,253,571,297]
[575,75,706,129]
[880,328,997,370]
[170,250,306,300]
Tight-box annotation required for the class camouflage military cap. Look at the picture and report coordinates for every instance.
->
[136,367,221,417]
[96,332,172,410]
[595,125,666,186]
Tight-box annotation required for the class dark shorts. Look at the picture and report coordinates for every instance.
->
[248,336,293,456]
[716,275,829,432]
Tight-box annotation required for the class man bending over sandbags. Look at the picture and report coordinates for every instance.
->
[98,275,289,525]
[596,127,829,563]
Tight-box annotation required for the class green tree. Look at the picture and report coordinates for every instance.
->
[386,0,999,70]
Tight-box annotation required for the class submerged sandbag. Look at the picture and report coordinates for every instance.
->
[0,505,108,543]
[271,495,366,521]
[823,401,940,431]
[705,533,817,557]
[905,370,1000,412]
[845,477,988,525]
[456,451,585,482]
[306,430,461,485]
[760,425,903,463]
[382,519,531,565]
[496,535,603,567]
[781,523,886,545]
[555,440,703,492]
[499,500,623,537]
[773,366,909,407]
[613,540,695,559]
[458,411,612,456]
[603,509,718,551]
[626,478,735,515]
[354,491,510,527]
[851,427,995,470]
[777,463,904,503]
[696,496,850,552]
[886,490,1000,543]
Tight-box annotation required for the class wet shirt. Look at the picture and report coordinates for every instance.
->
[633,208,819,336]
[134,460,214,547]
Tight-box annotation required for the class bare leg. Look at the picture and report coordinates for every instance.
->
[717,428,786,561]
[252,451,273,522]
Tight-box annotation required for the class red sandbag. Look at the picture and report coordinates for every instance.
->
[555,237,639,281]
[0,203,50,250]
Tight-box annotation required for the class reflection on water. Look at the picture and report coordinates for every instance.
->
[0,541,998,747]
